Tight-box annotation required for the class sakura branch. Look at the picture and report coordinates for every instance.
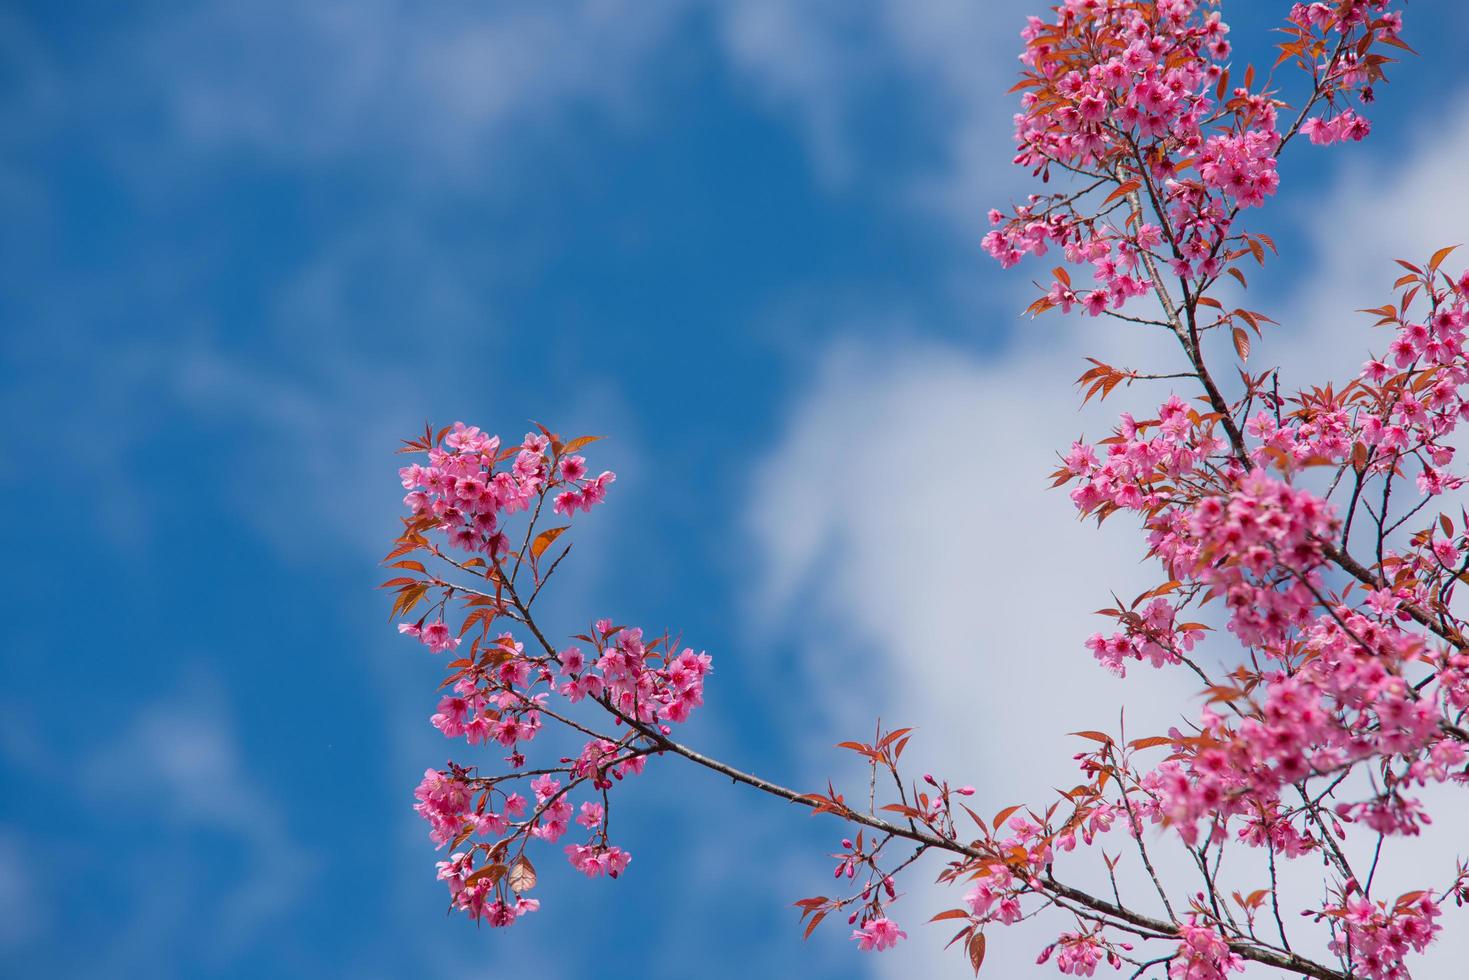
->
[385,2,1468,977]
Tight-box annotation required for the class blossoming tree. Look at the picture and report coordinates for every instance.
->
[384,1,1468,976]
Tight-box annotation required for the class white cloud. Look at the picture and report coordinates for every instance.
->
[741,97,1469,980]
[112,0,1037,219]
[718,0,882,183]
[0,8,60,224]
[742,323,1206,977]
[77,677,317,972]
[717,0,1035,224]
[168,339,430,561]
[142,0,689,177]
[1271,93,1469,382]
[0,830,46,950]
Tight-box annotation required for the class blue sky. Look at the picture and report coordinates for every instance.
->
[4,2,1469,978]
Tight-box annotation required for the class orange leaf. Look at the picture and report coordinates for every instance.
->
[969,932,987,974]
[1232,326,1251,362]
[1429,245,1460,275]
[508,856,537,894]
[1128,736,1172,751]
[560,435,604,455]
[531,525,569,561]
[992,805,1021,830]
[466,863,507,886]
[389,559,427,573]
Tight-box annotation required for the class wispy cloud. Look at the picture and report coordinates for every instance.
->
[717,0,1035,225]
[0,676,320,975]
[741,95,1469,980]
[1275,92,1469,378]
[139,0,690,179]
[82,678,316,965]
[55,0,1036,221]
[743,325,1201,976]
[0,829,46,951]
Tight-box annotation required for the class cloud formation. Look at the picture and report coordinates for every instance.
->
[744,96,1469,980]
[149,0,689,175]
[82,678,316,966]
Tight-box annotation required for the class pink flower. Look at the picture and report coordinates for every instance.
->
[531,774,561,804]
[552,490,584,515]
[565,843,632,878]
[430,696,468,738]
[559,646,586,676]
[503,793,527,818]
[559,454,587,482]
[851,917,907,952]
[420,620,460,654]
[1169,921,1243,978]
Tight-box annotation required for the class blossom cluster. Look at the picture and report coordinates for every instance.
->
[390,423,714,926]
[406,618,714,920]
[1036,931,1110,976]
[984,0,1398,320]
[1064,395,1225,518]
[969,3,1469,976]
[851,918,906,952]
[1085,595,1204,677]
[397,423,614,560]
[1249,267,1469,495]
[1164,471,1335,648]
[1322,892,1441,980]
[382,1,1469,975]
[1168,921,1243,979]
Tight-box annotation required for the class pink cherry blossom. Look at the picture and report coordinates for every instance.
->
[850,917,906,952]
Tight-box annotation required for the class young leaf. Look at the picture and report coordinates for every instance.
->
[531,525,570,561]
[1429,244,1459,274]
[1232,326,1251,361]
[969,932,987,974]
[561,435,604,454]
[466,863,507,887]
[508,856,538,894]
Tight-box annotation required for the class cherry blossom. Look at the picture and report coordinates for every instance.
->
[385,3,1469,976]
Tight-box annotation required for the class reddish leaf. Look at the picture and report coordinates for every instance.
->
[389,559,427,573]
[508,856,537,894]
[466,863,507,886]
[991,805,1021,831]
[531,525,569,561]
[969,932,987,974]
[1128,736,1172,751]
[1232,326,1251,361]
[1429,245,1459,275]
[560,435,604,454]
